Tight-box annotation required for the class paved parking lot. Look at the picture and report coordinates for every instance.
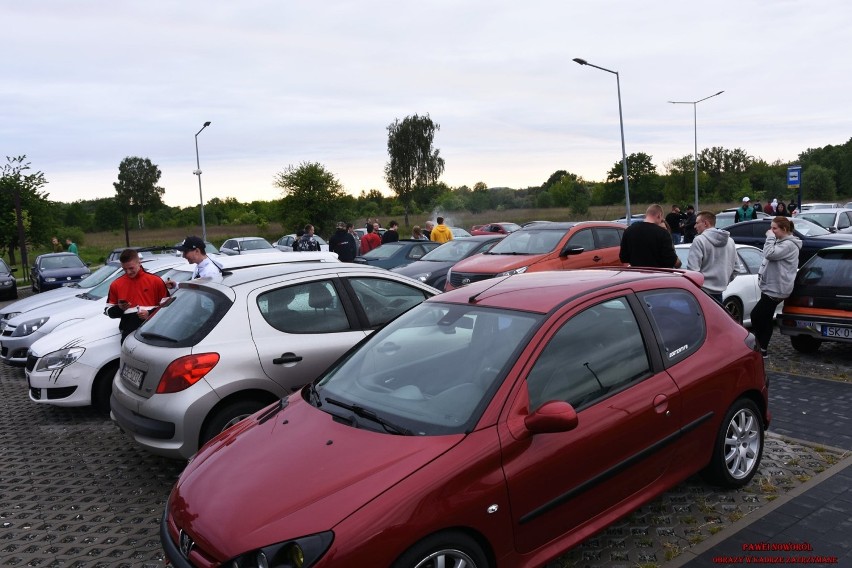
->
[1,289,850,567]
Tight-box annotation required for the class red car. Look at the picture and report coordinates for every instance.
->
[162,269,769,568]
[470,222,521,235]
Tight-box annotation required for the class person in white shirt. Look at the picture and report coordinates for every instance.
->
[167,236,222,289]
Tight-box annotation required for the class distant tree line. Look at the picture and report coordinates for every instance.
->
[4,129,852,260]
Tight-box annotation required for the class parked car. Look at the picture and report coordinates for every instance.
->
[1,261,134,333]
[173,240,221,255]
[794,208,852,234]
[274,233,331,252]
[470,222,521,236]
[219,237,277,255]
[106,246,184,263]
[726,218,852,267]
[778,244,852,353]
[715,210,772,229]
[160,269,768,568]
[354,227,386,241]
[450,226,473,238]
[110,263,439,459]
[353,240,442,270]
[0,259,17,301]
[26,252,337,414]
[675,243,765,325]
[391,235,504,289]
[795,202,842,214]
[29,252,91,293]
[445,221,625,291]
[612,213,645,225]
[1,257,185,366]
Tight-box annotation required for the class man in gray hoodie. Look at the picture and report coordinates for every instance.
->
[686,211,737,303]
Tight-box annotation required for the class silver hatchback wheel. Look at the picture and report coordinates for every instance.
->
[413,549,478,568]
[723,405,761,480]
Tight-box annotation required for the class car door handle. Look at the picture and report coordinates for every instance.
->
[593,255,602,262]
[273,353,303,365]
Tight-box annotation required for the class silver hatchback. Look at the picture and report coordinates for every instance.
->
[110,263,439,459]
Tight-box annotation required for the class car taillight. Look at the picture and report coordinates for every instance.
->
[156,353,220,394]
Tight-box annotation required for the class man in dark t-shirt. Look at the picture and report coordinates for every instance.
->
[619,204,681,269]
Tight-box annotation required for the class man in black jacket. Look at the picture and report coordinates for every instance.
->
[328,222,357,262]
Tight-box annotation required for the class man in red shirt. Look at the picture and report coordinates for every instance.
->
[360,224,382,255]
[106,249,169,342]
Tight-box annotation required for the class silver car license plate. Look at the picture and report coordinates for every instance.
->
[822,326,852,338]
[121,364,145,389]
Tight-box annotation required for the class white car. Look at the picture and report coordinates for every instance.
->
[675,243,764,326]
[1,257,186,366]
[0,261,127,332]
[274,233,331,252]
[25,252,337,413]
[110,263,438,459]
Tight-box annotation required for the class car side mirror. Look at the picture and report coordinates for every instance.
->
[560,245,585,257]
[525,400,579,434]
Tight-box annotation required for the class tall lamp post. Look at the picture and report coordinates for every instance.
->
[668,91,724,211]
[194,121,212,242]
[573,57,631,220]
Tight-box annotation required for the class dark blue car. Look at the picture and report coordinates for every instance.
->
[391,235,504,289]
[353,240,441,270]
[0,258,17,300]
[29,252,91,293]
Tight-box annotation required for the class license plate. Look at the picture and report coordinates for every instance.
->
[121,364,145,389]
[822,326,852,338]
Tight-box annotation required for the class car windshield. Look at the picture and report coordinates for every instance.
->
[420,239,483,262]
[796,249,852,287]
[488,228,565,255]
[75,264,117,288]
[0,259,11,273]
[798,213,836,229]
[499,223,522,232]
[242,239,273,251]
[364,243,404,259]
[315,302,541,435]
[41,255,85,270]
[792,218,830,237]
[138,287,230,345]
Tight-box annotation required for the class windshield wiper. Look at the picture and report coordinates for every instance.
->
[307,383,322,407]
[324,397,412,435]
[138,332,178,342]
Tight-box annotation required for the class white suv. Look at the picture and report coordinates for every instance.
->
[110,263,438,459]
[25,252,336,413]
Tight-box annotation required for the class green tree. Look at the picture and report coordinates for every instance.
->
[385,114,445,226]
[112,156,165,246]
[273,161,346,235]
[0,155,51,265]
[607,152,662,204]
[801,164,837,201]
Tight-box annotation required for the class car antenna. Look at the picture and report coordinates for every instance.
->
[468,276,510,304]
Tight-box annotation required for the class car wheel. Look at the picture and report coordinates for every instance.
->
[200,398,272,448]
[703,398,764,488]
[392,531,489,568]
[723,296,744,326]
[92,360,119,415]
[791,335,821,353]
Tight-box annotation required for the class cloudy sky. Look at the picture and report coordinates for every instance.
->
[3,1,850,207]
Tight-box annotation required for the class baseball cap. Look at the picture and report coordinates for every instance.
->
[742,196,751,202]
[176,236,205,252]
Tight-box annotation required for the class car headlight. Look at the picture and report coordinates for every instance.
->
[11,317,50,337]
[497,266,528,277]
[44,277,57,283]
[413,272,432,282]
[34,347,86,372]
[226,531,333,568]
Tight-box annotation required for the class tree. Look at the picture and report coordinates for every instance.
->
[273,161,346,235]
[606,152,662,204]
[385,114,445,226]
[112,157,165,246]
[801,164,837,201]
[0,155,51,266]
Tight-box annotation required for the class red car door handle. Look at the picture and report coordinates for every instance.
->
[593,255,602,262]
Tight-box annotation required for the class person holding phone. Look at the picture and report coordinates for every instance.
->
[105,249,169,342]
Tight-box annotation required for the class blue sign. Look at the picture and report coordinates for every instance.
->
[787,166,802,188]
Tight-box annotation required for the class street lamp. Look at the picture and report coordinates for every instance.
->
[573,57,631,220]
[194,121,212,242]
[668,91,724,211]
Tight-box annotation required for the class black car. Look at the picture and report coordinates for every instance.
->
[353,240,441,270]
[390,235,504,289]
[0,258,17,300]
[778,244,852,353]
[726,218,852,266]
[29,252,91,293]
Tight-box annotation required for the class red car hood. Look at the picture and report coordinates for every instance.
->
[454,252,544,273]
[171,395,464,560]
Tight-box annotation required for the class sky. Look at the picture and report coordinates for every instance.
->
[3,1,851,208]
